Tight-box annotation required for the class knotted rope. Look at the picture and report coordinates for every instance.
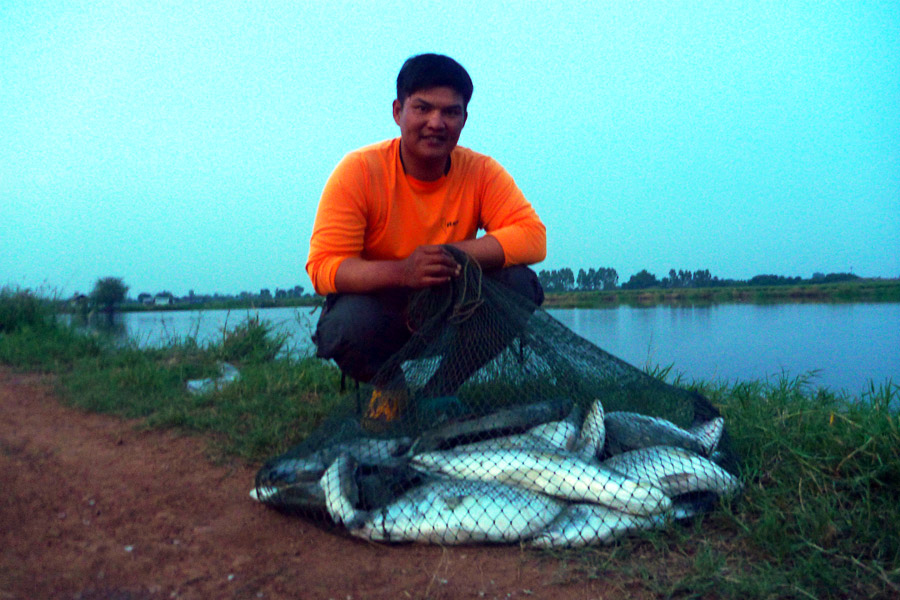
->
[407,245,485,332]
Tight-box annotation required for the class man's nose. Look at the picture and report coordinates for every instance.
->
[426,110,445,129]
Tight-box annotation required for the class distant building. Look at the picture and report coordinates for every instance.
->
[153,293,173,306]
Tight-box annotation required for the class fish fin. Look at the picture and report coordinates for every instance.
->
[574,398,605,458]
[658,472,696,491]
[690,417,725,455]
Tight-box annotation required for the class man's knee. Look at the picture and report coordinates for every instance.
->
[485,265,544,306]
[313,292,410,381]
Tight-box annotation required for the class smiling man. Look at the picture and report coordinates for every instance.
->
[306,53,546,430]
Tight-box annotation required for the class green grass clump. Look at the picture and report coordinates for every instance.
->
[708,375,900,598]
[141,357,343,460]
[213,313,290,363]
[0,286,105,370]
[55,326,342,461]
[0,286,56,333]
[551,374,899,599]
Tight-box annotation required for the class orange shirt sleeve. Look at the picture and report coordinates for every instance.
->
[477,157,547,267]
[306,152,370,295]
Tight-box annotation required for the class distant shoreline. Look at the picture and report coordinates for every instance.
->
[542,278,900,308]
[100,278,900,312]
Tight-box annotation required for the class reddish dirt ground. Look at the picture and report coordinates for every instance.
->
[0,368,617,600]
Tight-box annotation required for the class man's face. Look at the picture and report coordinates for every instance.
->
[392,86,467,167]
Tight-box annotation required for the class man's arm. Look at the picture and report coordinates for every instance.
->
[478,158,546,268]
[334,245,459,293]
[333,236,504,294]
[448,234,505,270]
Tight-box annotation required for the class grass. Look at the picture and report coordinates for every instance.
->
[532,371,899,599]
[1,287,898,598]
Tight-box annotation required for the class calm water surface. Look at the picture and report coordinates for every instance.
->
[121,303,900,396]
[547,303,899,395]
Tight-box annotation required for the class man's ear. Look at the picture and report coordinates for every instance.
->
[392,98,403,126]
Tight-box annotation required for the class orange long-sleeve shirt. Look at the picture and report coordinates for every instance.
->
[306,138,546,295]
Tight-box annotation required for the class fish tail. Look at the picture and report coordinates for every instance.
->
[690,417,725,455]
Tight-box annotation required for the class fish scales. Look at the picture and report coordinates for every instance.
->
[604,412,724,456]
[601,445,742,498]
[356,478,564,544]
[411,448,671,516]
[528,503,661,548]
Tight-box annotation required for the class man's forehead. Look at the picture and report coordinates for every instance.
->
[405,86,465,107]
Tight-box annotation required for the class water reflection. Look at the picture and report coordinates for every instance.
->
[547,303,899,395]
[105,303,899,396]
[120,307,319,356]
[67,311,128,340]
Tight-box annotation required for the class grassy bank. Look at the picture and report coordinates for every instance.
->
[544,278,900,308]
[2,287,898,598]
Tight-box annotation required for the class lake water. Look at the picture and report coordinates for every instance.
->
[119,303,900,396]
[546,304,899,396]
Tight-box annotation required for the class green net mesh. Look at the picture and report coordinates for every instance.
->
[254,247,741,546]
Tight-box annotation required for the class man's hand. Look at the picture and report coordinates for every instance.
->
[333,236,504,294]
[401,245,461,288]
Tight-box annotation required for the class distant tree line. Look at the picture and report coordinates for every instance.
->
[537,268,620,293]
[75,270,866,309]
[130,285,308,307]
[537,268,861,292]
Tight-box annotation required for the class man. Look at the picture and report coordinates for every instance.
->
[306,53,546,429]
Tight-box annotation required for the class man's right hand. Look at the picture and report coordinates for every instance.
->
[400,245,461,288]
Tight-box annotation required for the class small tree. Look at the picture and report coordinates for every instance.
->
[621,270,660,290]
[91,277,129,314]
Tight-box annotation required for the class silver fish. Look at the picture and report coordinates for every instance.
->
[411,448,672,516]
[264,436,411,483]
[528,499,703,548]
[450,417,578,454]
[528,503,659,548]
[250,486,277,502]
[411,399,571,453]
[604,412,724,457]
[527,401,585,450]
[572,398,605,458]
[356,477,564,544]
[602,445,742,498]
[249,481,326,505]
[526,418,579,450]
[320,452,366,528]
[450,433,558,453]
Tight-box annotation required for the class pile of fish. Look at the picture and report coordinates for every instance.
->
[251,398,741,547]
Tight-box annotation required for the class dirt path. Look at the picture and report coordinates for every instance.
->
[0,368,617,600]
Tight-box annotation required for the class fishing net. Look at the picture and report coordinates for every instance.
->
[254,247,741,546]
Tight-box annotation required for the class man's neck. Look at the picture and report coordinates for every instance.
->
[399,141,451,181]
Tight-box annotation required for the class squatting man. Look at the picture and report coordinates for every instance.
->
[306,53,547,430]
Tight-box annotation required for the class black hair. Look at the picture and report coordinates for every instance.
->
[396,53,473,108]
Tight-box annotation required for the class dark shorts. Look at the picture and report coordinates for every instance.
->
[313,265,544,383]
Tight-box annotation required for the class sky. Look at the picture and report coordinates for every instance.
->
[2,1,899,298]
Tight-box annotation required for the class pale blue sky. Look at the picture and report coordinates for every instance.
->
[3,1,898,297]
